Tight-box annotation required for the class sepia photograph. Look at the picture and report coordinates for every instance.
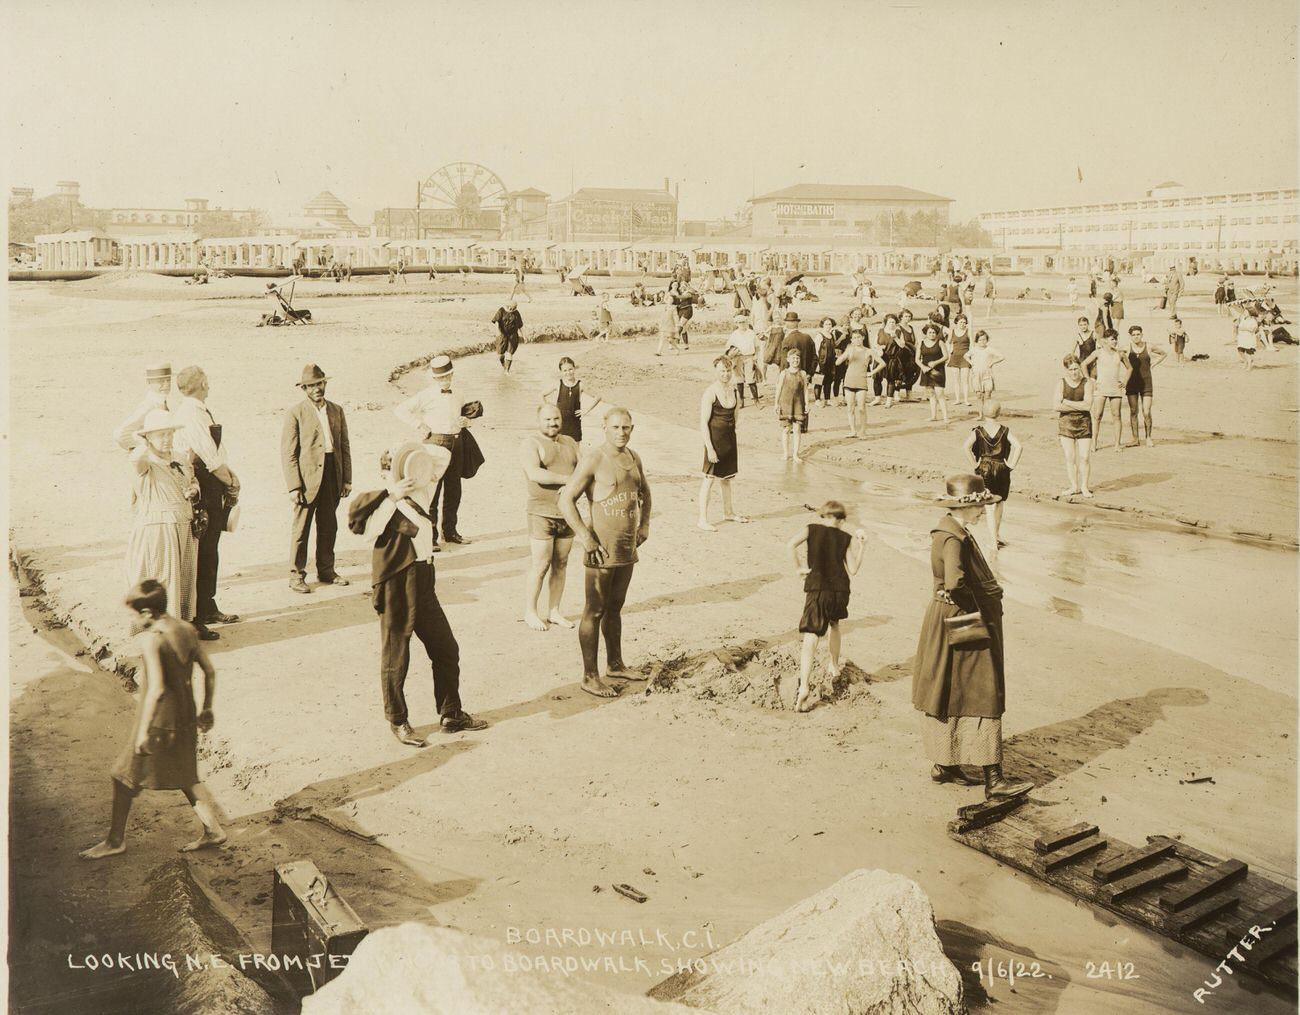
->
[4,1,1299,1012]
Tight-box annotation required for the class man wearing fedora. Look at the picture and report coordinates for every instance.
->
[282,364,352,594]
[348,444,488,745]
[174,366,239,637]
[114,363,173,451]
[394,354,475,546]
[780,312,817,379]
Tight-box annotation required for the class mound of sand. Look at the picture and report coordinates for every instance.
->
[646,641,879,712]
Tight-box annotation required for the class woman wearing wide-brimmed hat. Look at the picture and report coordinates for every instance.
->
[912,474,1032,799]
[125,409,202,629]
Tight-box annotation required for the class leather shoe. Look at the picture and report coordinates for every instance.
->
[986,777,1034,800]
[931,764,983,786]
[439,711,488,733]
[193,623,219,641]
[443,533,470,545]
[318,575,350,587]
[390,723,427,748]
[289,577,312,594]
[201,609,240,624]
[430,541,442,553]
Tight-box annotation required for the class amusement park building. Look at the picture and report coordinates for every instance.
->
[546,187,677,242]
[107,196,262,236]
[979,182,1300,273]
[749,184,953,239]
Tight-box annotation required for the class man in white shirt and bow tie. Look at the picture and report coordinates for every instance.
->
[282,363,352,594]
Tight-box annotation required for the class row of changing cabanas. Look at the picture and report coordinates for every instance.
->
[32,230,943,275]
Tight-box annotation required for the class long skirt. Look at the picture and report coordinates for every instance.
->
[127,520,197,621]
[921,714,1002,765]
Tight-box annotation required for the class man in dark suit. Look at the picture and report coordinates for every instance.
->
[779,311,816,378]
[282,364,352,594]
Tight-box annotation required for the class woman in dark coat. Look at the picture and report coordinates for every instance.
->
[912,474,1033,799]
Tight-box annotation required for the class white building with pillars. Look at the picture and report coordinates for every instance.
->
[979,182,1299,274]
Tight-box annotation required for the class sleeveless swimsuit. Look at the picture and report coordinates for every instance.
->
[972,425,1012,500]
[703,393,738,479]
[556,381,582,441]
[589,446,643,567]
[1058,377,1092,439]
[919,340,946,388]
[1125,346,1153,396]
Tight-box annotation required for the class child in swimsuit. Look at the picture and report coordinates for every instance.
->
[786,500,866,713]
[776,348,808,462]
[1168,317,1187,364]
[967,330,1005,418]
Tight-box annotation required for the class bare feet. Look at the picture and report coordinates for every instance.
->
[605,663,642,681]
[723,514,751,524]
[1058,488,1080,498]
[1080,488,1094,498]
[524,612,548,632]
[697,520,718,532]
[179,830,227,852]
[794,685,814,713]
[79,840,126,861]
[580,674,620,698]
[547,610,575,629]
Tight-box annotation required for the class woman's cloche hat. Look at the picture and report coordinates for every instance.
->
[136,408,184,437]
[937,473,1001,506]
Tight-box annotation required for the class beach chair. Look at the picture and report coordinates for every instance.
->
[258,279,312,326]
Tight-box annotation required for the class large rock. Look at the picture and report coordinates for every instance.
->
[302,922,707,1015]
[649,869,966,1015]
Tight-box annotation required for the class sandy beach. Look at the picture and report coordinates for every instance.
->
[8,269,1298,1014]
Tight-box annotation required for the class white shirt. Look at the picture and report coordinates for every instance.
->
[728,327,757,356]
[113,390,168,451]
[395,384,463,437]
[968,346,1000,377]
[313,402,333,453]
[172,395,228,471]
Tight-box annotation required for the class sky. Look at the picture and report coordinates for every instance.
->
[4,0,1298,225]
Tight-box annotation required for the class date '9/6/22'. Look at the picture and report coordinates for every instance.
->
[971,957,1140,989]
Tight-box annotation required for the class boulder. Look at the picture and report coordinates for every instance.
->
[302,922,706,1015]
[649,869,966,1015]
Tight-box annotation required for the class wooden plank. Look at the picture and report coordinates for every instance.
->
[1248,924,1299,968]
[1160,860,1249,911]
[1147,834,1221,867]
[1094,841,1177,884]
[1229,895,1299,944]
[1101,859,1188,903]
[954,796,1026,833]
[1035,822,1099,854]
[1035,835,1107,874]
[1164,894,1240,935]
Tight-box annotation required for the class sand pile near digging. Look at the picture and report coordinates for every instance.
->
[646,641,880,712]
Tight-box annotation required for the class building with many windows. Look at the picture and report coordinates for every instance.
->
[107,196,262,236]
[546,186,677,242]
[979,182,1299,274]
[748,184,952,240]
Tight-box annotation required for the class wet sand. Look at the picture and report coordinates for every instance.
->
[8,269,1298,1013]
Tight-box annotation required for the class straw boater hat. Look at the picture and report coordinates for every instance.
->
[937,474,1001,507]
[136,408,184,437]
[145,363,172,382]
[298,363,330,387]
[428,355,454,378]
[390,442,451,491]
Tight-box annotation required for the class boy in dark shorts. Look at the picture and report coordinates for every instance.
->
[1168,317,1187,364]
[787,501,866,713]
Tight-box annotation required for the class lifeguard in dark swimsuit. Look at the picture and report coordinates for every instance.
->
[558,408,652,699]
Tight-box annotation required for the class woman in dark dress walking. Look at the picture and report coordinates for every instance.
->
[912,475,1033,799]
[80,580,226,860]
[698,357,748,531]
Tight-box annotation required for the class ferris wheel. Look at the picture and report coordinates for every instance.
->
[419,162,510,229]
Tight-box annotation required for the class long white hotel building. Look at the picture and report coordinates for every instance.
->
[979,182,1298,275]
